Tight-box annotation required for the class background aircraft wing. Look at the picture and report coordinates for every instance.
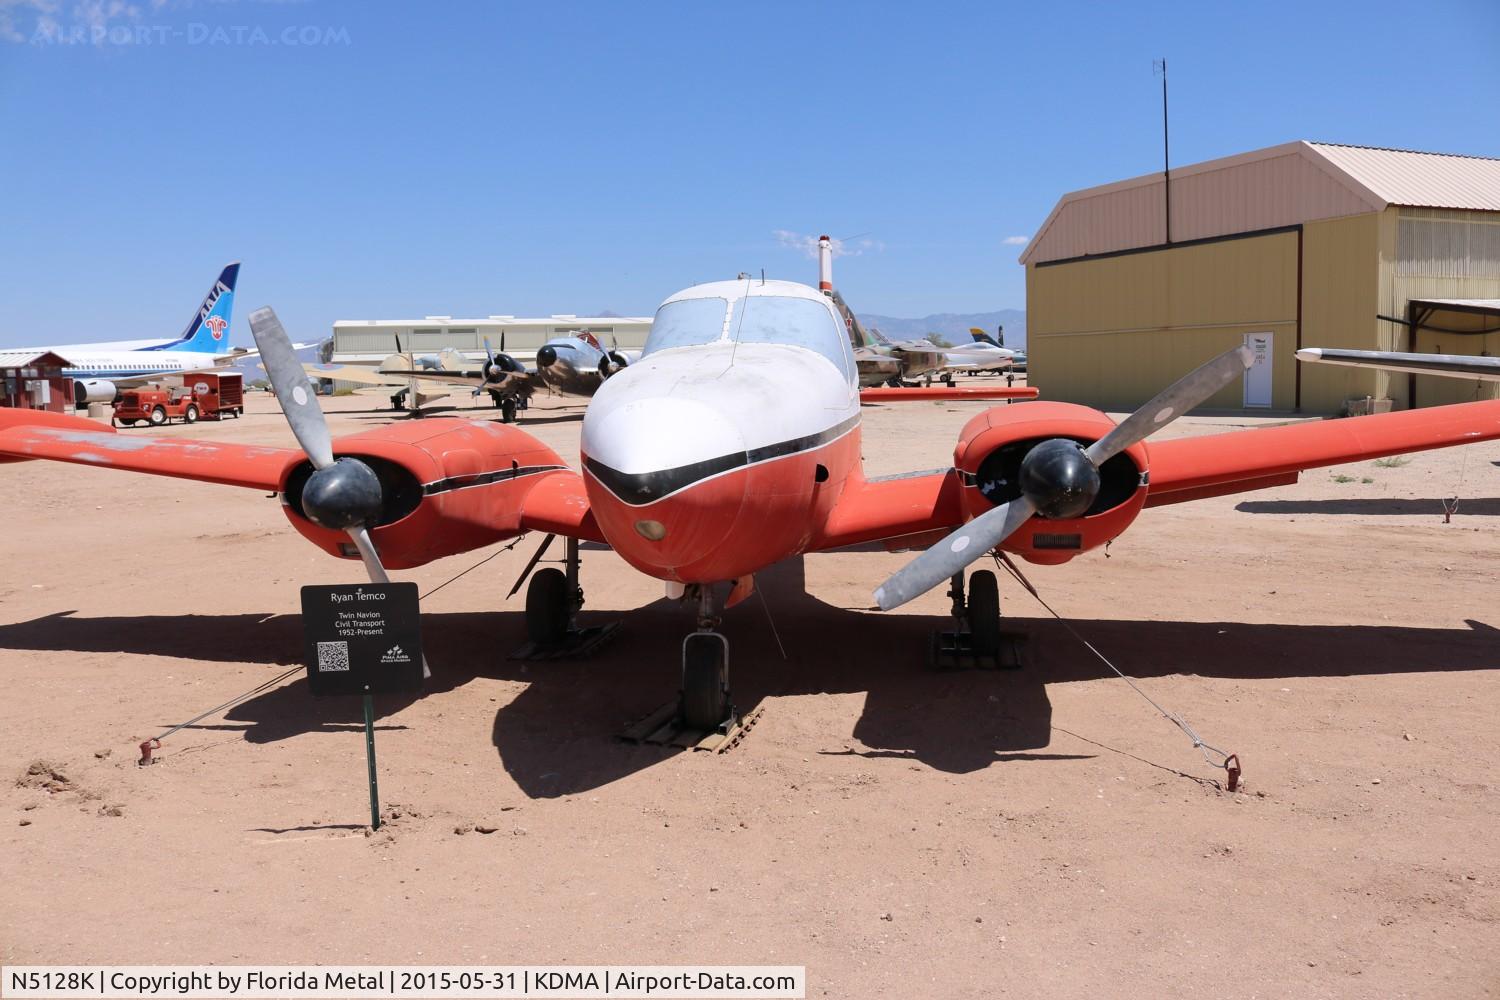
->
[1146,399,1500,506]
[302,363,406,387]
[379,369,540,395]
[1298,348,1500,382]
[0,408,300,490]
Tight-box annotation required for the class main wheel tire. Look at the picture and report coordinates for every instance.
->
[501,397,517,424]
[682,637,728,731]
[149,406,167,426]
[967,569,1001,656]
[525,568,570,645]
[184,404,199,424]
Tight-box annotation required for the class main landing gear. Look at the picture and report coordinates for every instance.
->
[513,536,619,659]
[931,567,1020,669]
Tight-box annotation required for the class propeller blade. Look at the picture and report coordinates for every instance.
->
[345,525,390,583]
[249,307,334,470]
[483,336,497,368]
[346,525,431,679]
[1085,345,1253,466]
[874,495,1036,611]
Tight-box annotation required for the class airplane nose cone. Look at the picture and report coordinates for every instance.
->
[581,396,748,579]
[536,345,557,368]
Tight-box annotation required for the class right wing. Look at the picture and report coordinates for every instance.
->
[1298,348,1500,382]
[0,408,300,490]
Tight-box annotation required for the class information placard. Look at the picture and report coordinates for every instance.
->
[299,583,423,696]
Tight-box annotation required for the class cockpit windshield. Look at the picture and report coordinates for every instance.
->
[642,297,728,355]
[642,292,854,380]
[731,295,854,377]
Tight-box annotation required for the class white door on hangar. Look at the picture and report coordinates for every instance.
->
[1243,331,1272,408]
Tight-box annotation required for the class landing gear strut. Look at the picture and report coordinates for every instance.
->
[524,536,584,644]
[680,585,735,732]
[931,567,1014,669]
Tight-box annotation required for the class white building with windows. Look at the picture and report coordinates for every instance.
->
[329,314,653,367]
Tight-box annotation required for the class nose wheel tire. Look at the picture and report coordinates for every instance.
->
[966,570,1001,656]
[681,632,731,731]
[525,567,571,645]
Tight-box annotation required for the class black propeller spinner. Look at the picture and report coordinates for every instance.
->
[1016,439,1101,520]
[300,457,385,530]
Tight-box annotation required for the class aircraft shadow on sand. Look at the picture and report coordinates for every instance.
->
[3,558,1497,797]
[1234,497,1500,516]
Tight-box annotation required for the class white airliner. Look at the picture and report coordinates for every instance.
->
[16,263,248,404]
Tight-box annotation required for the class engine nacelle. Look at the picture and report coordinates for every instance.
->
[953,401,1149,564]
[73,379,119,405]
[598,351,630,378]
[279,419,572,569]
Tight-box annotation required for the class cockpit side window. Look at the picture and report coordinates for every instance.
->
[730,295,855,380]
[642,297,729,355]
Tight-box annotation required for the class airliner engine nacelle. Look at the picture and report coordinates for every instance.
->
[278,420,566,568]
[73,379,119,405]
[953,402,1149,565]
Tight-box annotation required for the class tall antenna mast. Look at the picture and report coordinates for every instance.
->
[1154,58,1171,244]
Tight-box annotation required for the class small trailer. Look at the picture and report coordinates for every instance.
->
[112,372,244,427]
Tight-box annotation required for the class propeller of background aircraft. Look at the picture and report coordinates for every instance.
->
[874,345,1255,610]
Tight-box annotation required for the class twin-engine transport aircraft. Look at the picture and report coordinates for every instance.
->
[16,263,247,405]
[310,330,635,421]
[5,277,1500,734]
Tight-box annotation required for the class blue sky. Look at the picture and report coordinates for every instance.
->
[2,0,1497,348]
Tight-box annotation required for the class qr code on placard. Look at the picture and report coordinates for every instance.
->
[316,641,351,672]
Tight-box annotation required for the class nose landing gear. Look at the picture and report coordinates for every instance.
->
[619,581,761,751]
[679,584,736,733]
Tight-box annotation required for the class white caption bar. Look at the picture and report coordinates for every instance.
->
[0,966,805,999]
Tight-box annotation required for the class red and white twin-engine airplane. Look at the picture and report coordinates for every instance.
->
[4,272,1500,732]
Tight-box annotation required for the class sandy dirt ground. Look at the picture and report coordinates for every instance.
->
[2,382,1498,999]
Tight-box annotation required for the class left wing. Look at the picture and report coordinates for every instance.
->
[814,398,1500,548]
[1147,399,1500,506]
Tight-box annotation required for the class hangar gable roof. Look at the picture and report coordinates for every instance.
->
[1021,141,1500,265]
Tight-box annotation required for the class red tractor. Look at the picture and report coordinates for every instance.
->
[111,373,243,427]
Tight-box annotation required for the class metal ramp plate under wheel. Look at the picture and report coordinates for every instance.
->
[930,629,1025,671]
[508,622,622,661]
[620,703,764,753]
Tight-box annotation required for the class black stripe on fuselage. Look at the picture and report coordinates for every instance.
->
[584,413,859,507]
[422,464,566,497]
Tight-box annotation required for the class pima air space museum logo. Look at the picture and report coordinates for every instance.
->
[204,315,228,340]
[381,645,411,664]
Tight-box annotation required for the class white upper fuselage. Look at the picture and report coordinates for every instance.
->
[582,280,858,477]
[579,279,862,582]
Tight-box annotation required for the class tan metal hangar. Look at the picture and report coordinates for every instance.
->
[1021,141,1500,414]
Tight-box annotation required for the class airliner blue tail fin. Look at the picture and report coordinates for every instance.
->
[150,263,239,354]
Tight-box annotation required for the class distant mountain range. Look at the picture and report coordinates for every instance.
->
[858,310,1026,350]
